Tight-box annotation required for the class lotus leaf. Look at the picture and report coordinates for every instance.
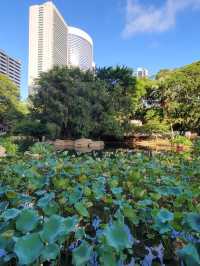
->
[1,208,20,221]
[177,244,200,266]
[104,222,134,251]
[72,241,92,266]
[14,233,44,264]
[41,243,60,262]
[16,209,39,233]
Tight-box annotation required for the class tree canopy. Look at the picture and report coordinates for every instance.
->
[0,74,27,131]
[29,66,137,139]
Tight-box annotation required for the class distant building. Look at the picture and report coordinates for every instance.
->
[28,1,94,94]
[136,67,149,79]
[0,49,21,87]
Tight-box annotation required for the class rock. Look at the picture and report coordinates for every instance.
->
[53,139,74,150]
[88,141,104,150]
[74,138,93,149]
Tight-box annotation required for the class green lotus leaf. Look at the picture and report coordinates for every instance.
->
[104,222,134,251]
[75,228,85,240]
[138,199,153,206]
[41,243,59,262]
[92,181,105,200]
[123,205,139,225]
[153,222,172,234]
[1,208,20,221]
[72,241,92,266]
[183,213,200,232]
[177,244,200,266]
[5,191,17,200]
[62,216,78,234]
[16,209,39,233]
[0,202,9,213]
[75,202,89,217]
[69,187,83,205]
[156,209,174,223]
[14,233,44,265]
[155,186,182,196]
[37,192,55,208]
[99,246,116,266]
[43,201,59,216]
[40,215,64,243]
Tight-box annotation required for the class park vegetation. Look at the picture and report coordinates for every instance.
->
[0,144,200,265]
[1,61,200,140]
[0,62,200,265]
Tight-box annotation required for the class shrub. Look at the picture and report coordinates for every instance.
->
[0,137,18,155]
[29,142,54,156]
[171,135,192,146]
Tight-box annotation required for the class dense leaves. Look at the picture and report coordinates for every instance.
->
[0,147,200,265]
[29,66,136,139]
[0,74,27,132]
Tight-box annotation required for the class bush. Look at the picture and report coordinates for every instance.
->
[29,142,54,156]
[0,137,18,155]
[171,135,192,146]
[14,119,49,140]
[193,139,200,154]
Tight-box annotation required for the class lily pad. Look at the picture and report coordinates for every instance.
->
[72,241,92,266]
[14,233,44,265]
[1,208,20,221]
[75,202,89,217]
[104,222,134,251]
[41,243,59,262]
[183,213,200,232]
[40,215,64,243]
[177,243,200,266]
[16,209,39,233]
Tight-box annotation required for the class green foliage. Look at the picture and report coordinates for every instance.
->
[29,142,54,155]
[72,241,92,266]
[171,135,192,146]
[29,66,137,139]
[14,233,44,264]
[14,119,49,140]
[0,74,26,131]
[16,209,39,233]
[0,137,18,155]
[157,61,200,132]
[193,139,200,154]
[177,244,200,266]
[0,149,200,265]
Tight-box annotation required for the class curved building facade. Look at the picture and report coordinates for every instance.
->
[28,1,94,94]
[68,27,93,71]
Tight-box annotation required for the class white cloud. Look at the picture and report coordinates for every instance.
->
[123,0,200,38]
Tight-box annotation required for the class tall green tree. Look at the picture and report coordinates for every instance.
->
[157,61,200,132]
[0,74,26,131]
[96,66,137,134]
[29,66,138,139]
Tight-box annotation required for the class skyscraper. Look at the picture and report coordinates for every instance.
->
[28,1,94,94]
[0,49,21,87]
[136,67,149,79]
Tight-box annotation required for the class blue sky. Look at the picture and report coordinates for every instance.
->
[0,0,200,99]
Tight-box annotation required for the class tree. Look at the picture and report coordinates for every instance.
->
[96,66,137,135]
[157,61,200,132]
[29,66,131,139]
[0,74,26,131]
[29,66,138,139]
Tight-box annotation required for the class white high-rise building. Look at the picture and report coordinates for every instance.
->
[28,1,94,94]
[136,67,149,79]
